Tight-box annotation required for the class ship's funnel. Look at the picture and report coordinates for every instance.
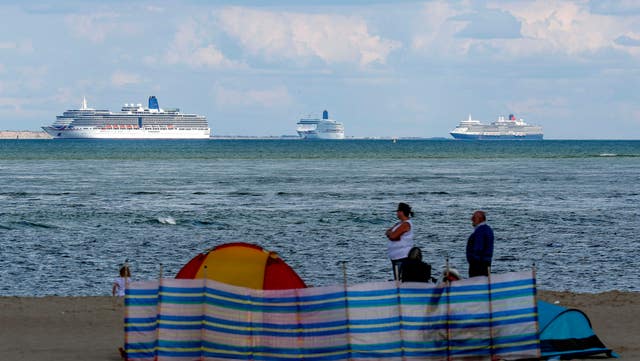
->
[149,96,159,110]
[323,110,328,120]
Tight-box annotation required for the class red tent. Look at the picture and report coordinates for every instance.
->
[176,242,307,290]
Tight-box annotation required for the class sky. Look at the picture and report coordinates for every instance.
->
[1,0,640,139]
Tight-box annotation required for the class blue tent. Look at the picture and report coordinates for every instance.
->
[538,300,617,359]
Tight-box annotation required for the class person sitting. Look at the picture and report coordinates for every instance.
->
[400,247,432,283]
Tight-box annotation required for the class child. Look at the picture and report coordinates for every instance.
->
[112,265,131,297]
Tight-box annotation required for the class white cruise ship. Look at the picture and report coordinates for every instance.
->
[43,96,211,139]
[296,110,345,140]
[450,114,543,140]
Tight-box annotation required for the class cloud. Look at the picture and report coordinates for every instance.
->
[498,1,635,55]
[217,6,401,67]
[589,0,640,16]
[615,34,640,47]
[65,12,138,43]
[412,1,640,60]
[111,70,143,87]
[411,2,470,55]
[214,84,293,108]
[165,18,241,68]
[454,9,521,39]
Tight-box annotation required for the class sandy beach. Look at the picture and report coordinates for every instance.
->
[0,291,638,360]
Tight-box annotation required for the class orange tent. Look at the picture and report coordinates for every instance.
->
[175,242,307,290]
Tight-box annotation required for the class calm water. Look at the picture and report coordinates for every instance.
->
[0,139,638,296]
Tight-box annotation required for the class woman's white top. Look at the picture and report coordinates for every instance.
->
[386,219,414,260]
[113,277,131,297]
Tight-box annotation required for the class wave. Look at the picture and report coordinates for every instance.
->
[16,221,56,229]
[276,191,305,197]
[157,216,176,225]
[0,192,29,197]
[228,191,263,197]
[598,153,617,157]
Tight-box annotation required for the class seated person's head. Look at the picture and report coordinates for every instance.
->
[408,247,422,261]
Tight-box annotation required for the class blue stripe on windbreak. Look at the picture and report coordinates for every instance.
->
[205,296,346,312]
[125,352,155,359]
[160,323,202,330]
[157,350,202,357]
[203,351,349,361]
[201,323,351,337]
[200,352,249,360]
[255,290,347,304]
[346,298,403,308]
[203,315,348,330]
[135,310,534,334]
[158,285,203,293]
[351,351,403,359]
[203,286,346,304]
[441,288,534,304]
[450,278,534,292]
[161,318,532,335]
[125,325,157,332]
[125,317,156,323]
[201,340,349,354]
[126,288,159,296]
[449,338,491,348]
[346,288,403,298]
[203,290,347,308]
[350,316,400,326]
[351,341,403,352]
[125,299,158,306]
[455,307,535,321]
[157,340,202,348]
[402,317,536,331]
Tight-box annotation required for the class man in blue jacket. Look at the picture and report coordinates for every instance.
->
[466,210,494,277]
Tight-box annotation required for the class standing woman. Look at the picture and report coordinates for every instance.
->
[385,202,414,280]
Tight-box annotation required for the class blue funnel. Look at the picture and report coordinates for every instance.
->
[148,96,159,110]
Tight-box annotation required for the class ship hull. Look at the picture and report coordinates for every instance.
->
[43,127,211,139]
[297,131,345,140]
[450,133,543,140]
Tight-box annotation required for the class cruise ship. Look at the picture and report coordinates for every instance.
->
[43,96,211,139]
[296,110,345,140]
[450,114,543,140]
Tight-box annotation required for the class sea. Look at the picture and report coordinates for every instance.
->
[0,139,638,296]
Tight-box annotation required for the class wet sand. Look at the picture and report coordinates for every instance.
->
[0,291,637,360]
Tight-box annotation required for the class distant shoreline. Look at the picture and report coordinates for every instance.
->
[0,131,51,139]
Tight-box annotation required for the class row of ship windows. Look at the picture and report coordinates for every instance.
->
[68,121,208,125]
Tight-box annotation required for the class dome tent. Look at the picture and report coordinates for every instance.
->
[538,300,616,359]
[175,242,307,290]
